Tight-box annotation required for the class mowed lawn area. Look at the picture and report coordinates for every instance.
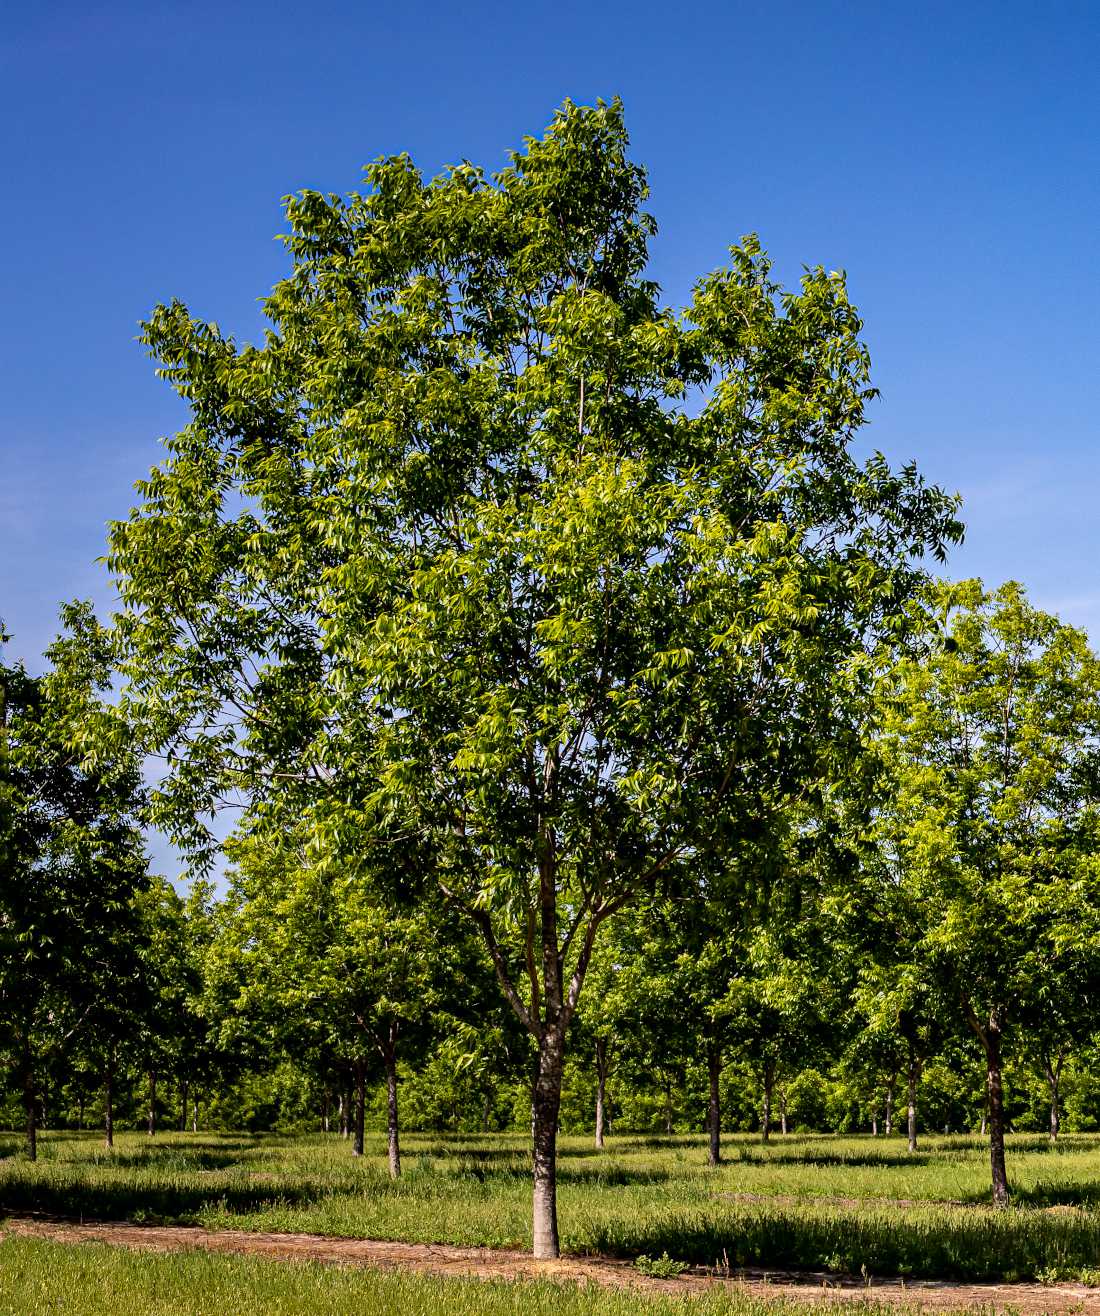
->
[4,1130,1100,1287]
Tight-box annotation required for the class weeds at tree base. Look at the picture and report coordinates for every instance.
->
[634,1252,688,1278]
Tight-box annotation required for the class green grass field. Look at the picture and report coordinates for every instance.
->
[0,1232,941,1316]
[3,1130,1100,1289]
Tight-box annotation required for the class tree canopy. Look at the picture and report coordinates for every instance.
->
[89,98,965,1255]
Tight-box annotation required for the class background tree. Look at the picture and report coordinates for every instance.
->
[876,579,1100,1203]
[0,620,148,1158]
[214,822,454,1175]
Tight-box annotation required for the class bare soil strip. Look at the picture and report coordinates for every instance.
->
[4,1217,1099,1312]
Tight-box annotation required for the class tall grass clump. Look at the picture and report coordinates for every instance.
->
[584,1200,1100,1281]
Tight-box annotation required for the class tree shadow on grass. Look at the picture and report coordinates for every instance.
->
[727,1148,931,1169]
[977,1181,1100,1209]
[75,1147,257,1172]
[581,1201,1100,1282]
[0,1176,332,1224]
[415,1157,673,1187]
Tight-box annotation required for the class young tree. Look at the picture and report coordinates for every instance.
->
[0,624,149,1158]
[129,876,199,1137]
[101,101,959,1255]
[213,824,451,1176]
[876,580,1100,1203]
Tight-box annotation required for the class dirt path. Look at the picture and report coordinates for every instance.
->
[4,1216,1100,1312]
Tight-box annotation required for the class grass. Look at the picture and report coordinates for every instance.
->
[4,1129,1100,1281]
[0,1234,991,1315]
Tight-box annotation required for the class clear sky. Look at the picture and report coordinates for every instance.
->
[2,2,1098,658]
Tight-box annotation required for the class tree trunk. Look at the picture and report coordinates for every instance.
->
[780,1089,788,1136]
[885,1082,893,1136]
[983,1019,1010,1207]
[706,1039,722,1166]
[964,1003,1010,1206]
[321,1087,330,1134]
[907,1050,920,1153]
[664,1078,674,1135]
[147,1069,157,1137]
[382,1033,401,1179]
[338,1090,348,1138]
[352,1059,365,1157]
[104,1057,114,1150]
[594,1038,608,1151]
[531,1029,565,1260]
[23,1058,37,1162]
[179,1079,189,1132]
[761,1060,775,1144]
[192,1099,198,1133]
[482,1087,493,1133]
[980,1108,987,1136]
[872,1111,879,1136]
[1045,1051,1064,1143]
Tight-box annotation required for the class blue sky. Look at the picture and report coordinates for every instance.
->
[2,0,1098,821]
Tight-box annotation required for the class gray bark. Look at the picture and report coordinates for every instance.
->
[761,1059,775,1144]
[352,1059,365,1158]
[707,1040,722,1166]
[532,1029,565,1260]
[23,1060,37,1162]
[104,1058,114,1149]
[1044,1050,1065,1143]
[382,1032,401,1179]
[907,1051,920,1153]
[594,1038,608,1150]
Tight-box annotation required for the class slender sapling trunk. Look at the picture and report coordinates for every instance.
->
[594,1037,608,1150]
[104,1056,114,1150]
[1045,1050,1065,1143]
[23,1058,37,1162]
[353,1059,365,1157]
[761,1059,775,1144]
[381,1031,401,1179]
[706,1039,722,1166]
[907,1050,920,1153]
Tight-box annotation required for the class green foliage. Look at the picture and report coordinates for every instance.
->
[877,579,1100,1031]
[0,621,151,1150]
[93,96,959,1254]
